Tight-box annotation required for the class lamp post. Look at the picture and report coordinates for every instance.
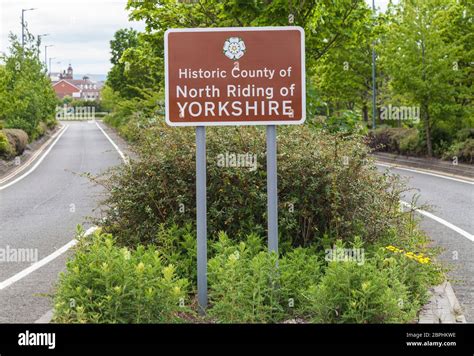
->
[21,8,37,47]
[48,57,57,76]
[37,33,49,58]
[45,45,53,72]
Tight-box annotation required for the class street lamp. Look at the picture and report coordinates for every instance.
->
[45,45,53,72]
[37,34,49,58]
[21,8,37,47]
[49,57,57,75]
[37,33,49,45]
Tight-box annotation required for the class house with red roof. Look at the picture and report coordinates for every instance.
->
[51,64,101,101]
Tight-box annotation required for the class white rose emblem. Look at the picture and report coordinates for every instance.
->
[223,37,246,60]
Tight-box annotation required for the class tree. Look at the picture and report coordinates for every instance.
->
[313,2,379,123]
[380,0,468,156]
[109,0,377,121]
[106,28,139,98]
[0,32,57,139]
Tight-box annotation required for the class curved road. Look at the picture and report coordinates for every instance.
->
[0,121,472,323]
[0,121,124,323]
[377,164,474,321]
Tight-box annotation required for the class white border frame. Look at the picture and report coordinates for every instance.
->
[164,26,306,127]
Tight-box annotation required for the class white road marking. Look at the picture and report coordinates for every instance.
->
[376,162,474,185]
[34,309,54,324]
[94,121,128,164]
[0,122,125,292]
[0,226,98,291]
[401,201,474,243]
[0,125,69,188]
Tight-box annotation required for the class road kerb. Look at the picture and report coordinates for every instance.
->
[418,281,467,323]
[0,125,66,185]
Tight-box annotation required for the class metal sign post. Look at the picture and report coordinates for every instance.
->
[196,126,207,313]
[266,125,278,253]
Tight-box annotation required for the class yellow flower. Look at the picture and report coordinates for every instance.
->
[385,245,431,265]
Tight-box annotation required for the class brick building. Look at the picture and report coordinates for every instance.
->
[51,64,101,101]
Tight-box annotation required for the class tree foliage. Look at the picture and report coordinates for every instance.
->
[0,32,57,139]
[104,0,472,159]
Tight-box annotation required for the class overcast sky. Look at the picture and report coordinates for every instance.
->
[0,0,395,76]
[0,0,145,75]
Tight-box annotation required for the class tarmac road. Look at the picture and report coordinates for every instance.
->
[376,164,474,322]
[0,121,124,323]
[0,121,471,323]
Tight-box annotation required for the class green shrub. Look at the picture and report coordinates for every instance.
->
[0,130,12,157]
[456,128,474,142]
[4,128,28,155]
[399,129,421,155]
[53,225,441,324]
[97,123,407,249]
[301,254,416,323]
[207,232,283,323]
[325,110,367,135]
[34,121,48,138]
[368,127,422,155]
[152,223,197,286]
[207,232,326,323]
[52,228,189,323]
[279,247,322,314]
[443,138,474,164]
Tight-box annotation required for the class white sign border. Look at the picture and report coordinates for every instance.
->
[164,26,306,127]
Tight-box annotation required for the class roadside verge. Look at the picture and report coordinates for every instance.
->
[373,152,474,181]
[0,124,67,187]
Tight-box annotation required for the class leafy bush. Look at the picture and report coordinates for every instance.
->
[208,233,283,323]
[97,123,407,249]
[324,110,367,135]
[399,129,421,155]
[0,130,12,157]
[53,228,189,323]
[456,128,474,142]
[279,247,323,314]
[34,121,48,138]
[205,231,439,323]
[4,128,28,156]
[302,253,415,323]
[300,232,443,324]
[369,126,474,163]
[151,223,197,286]
[368,127,423,155]
[443,138,474,163]
[53,225,442,324]
[207,232,323,323]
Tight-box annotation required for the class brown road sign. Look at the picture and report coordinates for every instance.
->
[165,27,305,126]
